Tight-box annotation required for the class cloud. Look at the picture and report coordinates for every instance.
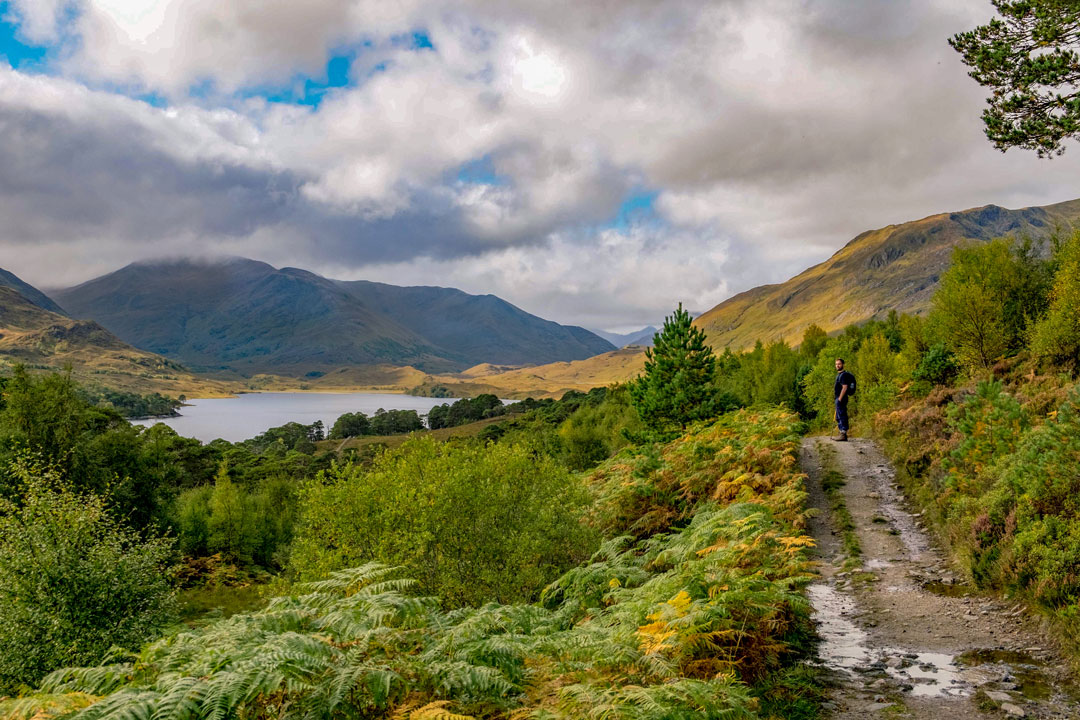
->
[2,0,1080,329]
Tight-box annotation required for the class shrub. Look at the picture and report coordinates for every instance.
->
[0,460,175,692]
[1031,232,1080,370]
[913,344,960,386]
[5,410,817,720]
[290,438,598,606]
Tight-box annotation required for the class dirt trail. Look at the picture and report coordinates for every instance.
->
[801,437,1079,718]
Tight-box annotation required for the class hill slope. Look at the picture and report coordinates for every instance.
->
[335,280,613,367]
[55,259,614,374]
[695,199,1080,349]
[0,268,65,314]
[0,282,232,396]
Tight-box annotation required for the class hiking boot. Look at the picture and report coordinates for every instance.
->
[833,432,847,442]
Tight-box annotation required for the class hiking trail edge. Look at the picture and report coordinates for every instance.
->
[801,436,1079,718]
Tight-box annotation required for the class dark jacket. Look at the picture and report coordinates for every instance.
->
[834,370,855,402]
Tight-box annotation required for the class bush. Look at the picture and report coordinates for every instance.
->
[913,344,960,386]
[6,409,817,720]
[0,460,176,692]
[1031,232,1080,370]
[930,237,1052,372]
[290,437,598,606]
[172,466,296,570]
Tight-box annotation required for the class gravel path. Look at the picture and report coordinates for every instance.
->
[801,437,1079,718]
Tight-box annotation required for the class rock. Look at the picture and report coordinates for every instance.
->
[885,657,903,668]
[1000,703,1026,717]
[983,690,1012,703]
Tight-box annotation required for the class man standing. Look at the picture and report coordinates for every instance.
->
[834,358,856,441]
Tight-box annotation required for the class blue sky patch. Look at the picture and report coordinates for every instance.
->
[455,154,509,186]
[610,190,660,230]
[0,1,47,70]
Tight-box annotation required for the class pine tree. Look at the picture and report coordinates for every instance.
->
[630,304,718,431]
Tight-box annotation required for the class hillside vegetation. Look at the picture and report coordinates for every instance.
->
[2,409,818,720]
[0,285,234,398]
[695,199,1080,351]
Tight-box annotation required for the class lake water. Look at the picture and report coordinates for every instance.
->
[132,392,453,443]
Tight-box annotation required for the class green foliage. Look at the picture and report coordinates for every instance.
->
[630,304,719,432]
[994,392,1080,604]
[912,344,960,386]
[0,460,175,692]
[290,438,598,606]
[172,469,296,569]
[930,238,1052,372]
[555,386,643,471]
[428,394,505,430]
[88,390,180,419]
[6,410,816,720]
[328,411,370,439]
[951,1,1080,157]
[800,324,828,360]
[1032,231,1080,369]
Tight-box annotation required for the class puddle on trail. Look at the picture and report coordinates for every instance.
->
[958,649,1070,703]
[864,465,932,559]
[808,583,871,670]
[809,583,968,699]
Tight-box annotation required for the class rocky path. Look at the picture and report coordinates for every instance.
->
[801,437,1080,718]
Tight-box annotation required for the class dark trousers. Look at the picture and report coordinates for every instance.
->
[835,400,849,433]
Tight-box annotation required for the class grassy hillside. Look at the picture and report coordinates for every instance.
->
[0,285,235,396]
[411,345,649,398]
[54,258,614,375]
[695,199,1080,350]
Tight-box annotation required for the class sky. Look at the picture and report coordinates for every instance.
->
[0,0,1078,333]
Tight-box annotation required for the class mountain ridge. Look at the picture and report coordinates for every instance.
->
[694,199,1080,350]
[0,268,66,315]
[0,274,235,397]
[54,258,615,374]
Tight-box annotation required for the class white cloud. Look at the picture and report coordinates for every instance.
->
[3,0,1080,330]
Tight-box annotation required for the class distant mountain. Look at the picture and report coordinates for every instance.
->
[54,258,615,374]
[695,199,1080,350]
[593,326,657,348]
[0,268,65,314]
[334,280,614,367]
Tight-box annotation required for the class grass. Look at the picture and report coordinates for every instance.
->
[817,444,862,568]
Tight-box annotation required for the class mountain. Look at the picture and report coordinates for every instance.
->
[334,280,614,366]
[406,198,1080,400]
[0,275,233,396]
[593,326,657,347]
[0,268,65,314]
[695,199,1080,350]
[54,258,615,374]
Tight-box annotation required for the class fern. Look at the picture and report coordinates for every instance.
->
[13,409,816,720]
